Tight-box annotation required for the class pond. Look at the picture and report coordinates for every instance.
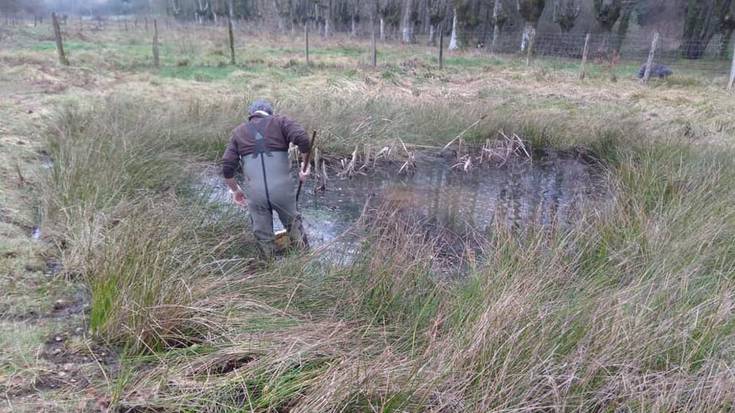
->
[203,148,608,264]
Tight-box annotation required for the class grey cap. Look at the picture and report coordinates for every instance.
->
[248,99,274,116]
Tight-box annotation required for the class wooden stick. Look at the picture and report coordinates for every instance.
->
[579,33,590,80]
[641,31,659,83]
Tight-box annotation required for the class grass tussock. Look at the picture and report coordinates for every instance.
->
[42,95,735,411]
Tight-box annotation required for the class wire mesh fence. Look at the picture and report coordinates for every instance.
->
[3,13,734,86]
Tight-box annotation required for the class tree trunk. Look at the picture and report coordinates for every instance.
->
[720,29,735,58]
[525,22,536,65]
[325,0,332,37]
[402,0,413,43]
[491,0,503,54]
[448,9,459,50]
[351,14,357,37]
[680,0,723,59]
[428,24,435,46]
[521,21,535,52]
[729,40,735,89]
[380,17,385,40]
[613,2,633,53]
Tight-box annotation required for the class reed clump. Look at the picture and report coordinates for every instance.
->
[43,95,735,412]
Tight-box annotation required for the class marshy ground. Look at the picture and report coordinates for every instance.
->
[1,22,735,412]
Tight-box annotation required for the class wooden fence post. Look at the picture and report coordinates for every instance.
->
[227,14,236,65]
[371,14,377,67]
[152,19,160,68]
[305,23,310,65]
[641,31,660,83]
[439,25,444,69]
[728,41,735,90]
[579,33,590,80]
[51,13,69,66]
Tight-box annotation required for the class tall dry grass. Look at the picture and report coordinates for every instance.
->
[42,94,735,411]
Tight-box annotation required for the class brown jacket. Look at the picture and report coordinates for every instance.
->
[222,113,310,179]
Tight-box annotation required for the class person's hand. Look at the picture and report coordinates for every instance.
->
[231,188,247,207]
[299,162,311,183]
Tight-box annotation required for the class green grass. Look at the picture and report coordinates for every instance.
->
[37,89,735,411]
[156,65,240,81]
[3,23,735,411]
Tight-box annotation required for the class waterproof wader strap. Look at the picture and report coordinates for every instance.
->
[244,118,274,213]
[246,118,273,159]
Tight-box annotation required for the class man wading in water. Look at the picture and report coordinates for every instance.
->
[222,99,311,258]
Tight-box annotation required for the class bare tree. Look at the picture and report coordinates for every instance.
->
[681,0,733,59]
[720,6,735,58]
[517,0,545,52]
[490,0,508,53]
[593,0,622,32]
[427,0,447,45]
[612,0,636,52]
[448,4,459,49]
[553,0,580,32]
[402,0,414,42]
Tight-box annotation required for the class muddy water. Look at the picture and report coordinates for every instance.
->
[204,150,606,258]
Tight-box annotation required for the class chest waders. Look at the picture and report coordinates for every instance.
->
[240,119,309,258]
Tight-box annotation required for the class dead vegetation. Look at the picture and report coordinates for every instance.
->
[2,24,735,412]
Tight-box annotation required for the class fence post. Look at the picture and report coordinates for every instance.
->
[439,25,444,69]
[51,13,69,66]
[371,14,377,67]
[729,41,735,90]
[305,24,310,65]
[579,33,590,80]
[152,19,160,68]
[641,31,660,83]
[227,14,236,65]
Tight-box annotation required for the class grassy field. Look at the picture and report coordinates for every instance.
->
[1,20,735,412]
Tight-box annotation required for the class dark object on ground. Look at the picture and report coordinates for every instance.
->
[638,63,673,79]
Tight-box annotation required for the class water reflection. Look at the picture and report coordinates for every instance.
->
[205,151,605,252]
